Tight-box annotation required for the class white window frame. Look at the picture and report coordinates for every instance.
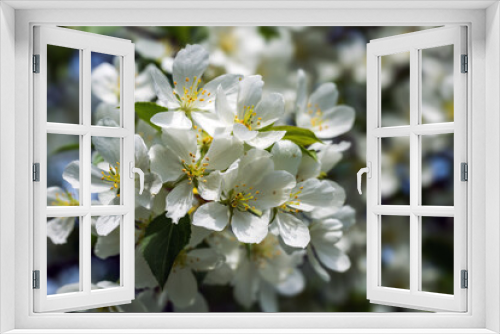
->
[366,26,468,312]
[0,1,499,333]
[33,25,136,313]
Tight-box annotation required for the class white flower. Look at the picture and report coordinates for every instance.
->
[295,69,355,139]
[309,140,351,174]
[46,186,79,244]
[204,27,266,76]
[63,133,122,205]
[192,149,296,244]
[149,128,243,223]
[232,234,305,311]
[91,62,156,105]
[306,206,356,281]
[166,248,223,308]
[192,75,286,149]
[269,140,346,248]
[148,44,242,129]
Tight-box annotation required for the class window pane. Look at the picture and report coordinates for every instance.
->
[421,133,454,206]
[47,45,80,124]
[381,137,410,205]
[47,216,80,295]
[380,51,410,127]
[91,52,121,127]
[91,136,121,205]
[47,134,80,207]
[421,216,454,294]
[421,45,454,124]
[91,216,121,290]
[381,215,410,289]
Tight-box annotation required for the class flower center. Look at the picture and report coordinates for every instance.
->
[307,103,329,131]
[229,184,261,213]
[251,236,281,263]
[181,153,209,185]
[173,76,212,113]
[172,250,188,272]
[280,186,304,213]
[101,162,121,193]
[51,192,79,206]
[234,105,262,130]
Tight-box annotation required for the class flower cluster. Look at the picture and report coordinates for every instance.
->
[49,43,356,312]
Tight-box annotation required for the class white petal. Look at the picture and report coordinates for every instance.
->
[47,186,68,206]
[135,134,150,171]
[246,131,286,150]
[161,57,174,73]
[94,227,120,259]
[295,69,308,112]
[150,111,192,130]
[135,64,157,102]
[149,144,184,183]
[310,219,343,245]
[192,202,230,231]
[203,74,243,97]
[188,225,213,248]
[95,215,120,236]
[135,39,165,60]
[187,248,224,271]
[275,268,305,296]
[204,263,234,285]
[333,205,356,230]
[271,140,302,176]
[173,44,209,95]
[166,180,194,224]
[135,247,158,289]
[290,179,340,211]
[296,154,321,182]
[237,75,263,119]
[231,210,269,244]
[62,161,80,189]
[232,258,259,308]
[47,217,75,244]
[191,111,230,137]
[94,102,120,125]
[235,154,274,189]
[314,243,351,273]
[309,82,339,113]
[254,92,285,128]
[166,267,197,308]
[317,144,343,173]
[275,212,310,248]
[149,65,178,106]
[233,123,258,141]
[307,246,330,282]
[259,282,278,312]
[174,293,209,312]
[92,136,120,165]
[315,106,355,139]
[254,171,296,209]
[204,136,243,171]
[215,85,237,126]
[161,128,197,162]
[308,180,346,219]
[197,171,222,201]
[91,63,119,104]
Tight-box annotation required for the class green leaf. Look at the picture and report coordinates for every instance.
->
[261,125,322,146]
[258,27,280,41]
[135,102,168,131]
[52,143,80,154]
[140,213,191,289]
[299,145,318,162]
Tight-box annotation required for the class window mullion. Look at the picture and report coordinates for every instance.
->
[409,47,420,294]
